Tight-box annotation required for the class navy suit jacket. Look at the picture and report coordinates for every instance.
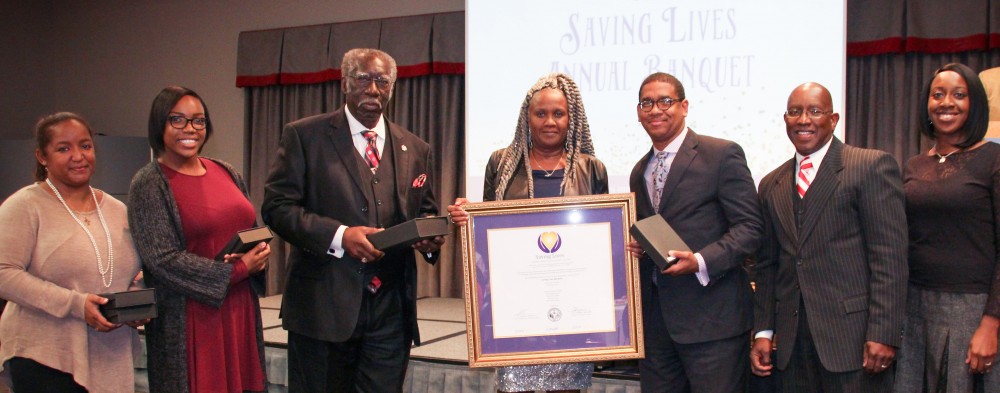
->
[629,129,763,344]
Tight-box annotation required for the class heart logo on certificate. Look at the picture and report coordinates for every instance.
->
[537,231,562,253]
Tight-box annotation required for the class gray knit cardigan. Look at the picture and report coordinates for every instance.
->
[127,158,266,393]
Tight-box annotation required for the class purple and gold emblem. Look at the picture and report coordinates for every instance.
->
[537,231,562,253]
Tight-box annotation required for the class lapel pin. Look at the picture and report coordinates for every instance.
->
[401,145,408,151]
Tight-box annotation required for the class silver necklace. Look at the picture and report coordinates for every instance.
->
[933,144,961,163]
[532,151,565,177]
[45,178,114,288]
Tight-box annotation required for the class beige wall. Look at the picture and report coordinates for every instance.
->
[0,0,464,171]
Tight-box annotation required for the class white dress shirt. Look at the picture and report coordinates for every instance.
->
[327,107,387,258]
[643,126,711,286]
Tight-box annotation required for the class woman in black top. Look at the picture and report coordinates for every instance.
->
[895,63,1000,393]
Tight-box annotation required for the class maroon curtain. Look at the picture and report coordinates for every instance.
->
[236,12,463,88]
[846,0,1000,162]
[848,0,999,56]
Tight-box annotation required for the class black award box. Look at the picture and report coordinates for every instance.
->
[629,214,691,271]
[215,226,274,261]
[99,288,157,324]
[367,216,451,250]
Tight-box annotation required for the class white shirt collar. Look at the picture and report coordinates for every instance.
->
[655,123,688,155]
[344,105,386,137]
[796,137,833,170]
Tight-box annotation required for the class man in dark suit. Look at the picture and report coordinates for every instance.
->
[750,82,907,392]
[262,48,442,393]
[626,72,763,393]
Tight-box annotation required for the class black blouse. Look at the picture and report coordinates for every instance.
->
[904,142,1000,318]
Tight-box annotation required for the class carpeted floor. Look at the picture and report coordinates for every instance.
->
[132,295,639,392]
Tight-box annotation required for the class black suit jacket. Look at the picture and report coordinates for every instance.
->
[754,138,908,372]
[262,107,438,344]
[629,129,763,344]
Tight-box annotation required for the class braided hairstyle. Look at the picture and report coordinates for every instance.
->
[493,73,595,200]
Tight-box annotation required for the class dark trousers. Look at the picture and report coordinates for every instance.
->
[782,304,892,393]
[8,357,87,393]
[287,282,409,393]
[749,371,782,393]
[639,290,750,393]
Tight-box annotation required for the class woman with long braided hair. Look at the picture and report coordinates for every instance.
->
[449,73,608,392]
[483,73,605,201]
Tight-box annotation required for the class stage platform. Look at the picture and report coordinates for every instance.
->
[135,295,640,392]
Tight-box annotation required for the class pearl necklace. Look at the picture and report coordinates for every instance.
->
[46,179,114,288]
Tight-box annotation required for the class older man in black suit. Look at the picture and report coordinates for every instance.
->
[750,82,907,392]
[262,48,442,393]
[627,72,763,393]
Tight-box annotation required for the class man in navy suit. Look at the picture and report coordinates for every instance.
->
[627,72,763,392]
[751,82,907,392]
[262,48,442,393]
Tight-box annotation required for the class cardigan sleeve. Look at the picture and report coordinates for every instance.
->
[210,157,267,294]
[127,163,233,308]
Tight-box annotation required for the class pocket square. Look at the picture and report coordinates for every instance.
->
[411,173,427,188]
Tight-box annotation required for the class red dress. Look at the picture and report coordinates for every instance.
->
[163,158,265,393]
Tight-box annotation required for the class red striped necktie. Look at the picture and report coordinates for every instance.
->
[363,131,380,172]
[797,156,813,198]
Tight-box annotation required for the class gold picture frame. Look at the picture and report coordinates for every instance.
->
[459,193,643,368]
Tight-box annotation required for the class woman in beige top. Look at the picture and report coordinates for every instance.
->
[0,113,143,393]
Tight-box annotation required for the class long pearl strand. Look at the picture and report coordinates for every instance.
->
[45,178,114,288]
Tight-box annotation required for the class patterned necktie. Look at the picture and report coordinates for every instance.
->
[363,130,380,172]
[797,156,813,198]
[650,151,670,283]
[651,151,669,209]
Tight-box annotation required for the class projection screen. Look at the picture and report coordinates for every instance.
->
[466,0,846,200]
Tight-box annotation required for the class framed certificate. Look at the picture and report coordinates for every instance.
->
[459,193,643,367]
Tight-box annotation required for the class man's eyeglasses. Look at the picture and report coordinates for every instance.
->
[351,74,392,89]
[168,115,208,130]
[638,97,678,112]
[785,108,832,119]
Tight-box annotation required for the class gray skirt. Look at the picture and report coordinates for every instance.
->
[495,363,593,392]
[893,285,1000,393]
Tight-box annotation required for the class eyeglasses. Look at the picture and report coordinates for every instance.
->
[167,115,208,130]
[351,74,392,89]
[638,97,678,112]
[785,108,832,119]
